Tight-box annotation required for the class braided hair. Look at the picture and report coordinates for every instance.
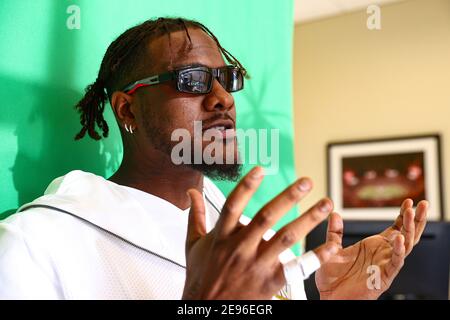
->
[74,17,247,141]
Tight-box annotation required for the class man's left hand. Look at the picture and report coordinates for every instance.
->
[315,199,428,300]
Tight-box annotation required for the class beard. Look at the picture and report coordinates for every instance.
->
[190,160,242,182]
[142,115,242,181]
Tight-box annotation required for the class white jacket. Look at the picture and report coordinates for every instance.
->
[0,170,304,299]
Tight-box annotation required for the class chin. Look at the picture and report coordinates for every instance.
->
[196,163,243,182]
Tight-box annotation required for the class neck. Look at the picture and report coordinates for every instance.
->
[108,146,203,210]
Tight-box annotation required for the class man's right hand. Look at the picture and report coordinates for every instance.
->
[182,166,339,299]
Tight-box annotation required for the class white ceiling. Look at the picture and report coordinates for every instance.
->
[294,0,406,24]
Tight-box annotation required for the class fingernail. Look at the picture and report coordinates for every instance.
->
[319,200,331,213]
[250,167,265,179]
[298,179,311,192]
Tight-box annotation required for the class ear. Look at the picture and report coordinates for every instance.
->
[110,91,136,128]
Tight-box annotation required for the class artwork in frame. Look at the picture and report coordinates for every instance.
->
[327,135,444,221]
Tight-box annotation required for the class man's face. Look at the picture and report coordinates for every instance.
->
[133,27,241,180]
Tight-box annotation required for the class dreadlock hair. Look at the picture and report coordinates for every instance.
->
[74,17,248,141]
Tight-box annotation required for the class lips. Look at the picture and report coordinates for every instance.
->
[202,119,236,140]
[202,119,234,131]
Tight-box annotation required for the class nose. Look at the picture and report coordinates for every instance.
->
[202,78,235,112]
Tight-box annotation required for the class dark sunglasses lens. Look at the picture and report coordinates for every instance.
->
[178,70,212,93]
[219,67,243,92]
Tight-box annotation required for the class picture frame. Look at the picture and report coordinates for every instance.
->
[327,134,444,221]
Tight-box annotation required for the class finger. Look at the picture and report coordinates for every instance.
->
[401,208,415,255]
[385,234,406,281]
[215,166,265,237]
[186,189,207,252]
[244,177,314,243]
[282,246,338,285]
[260,198,332,260]
[326,212,344,248]
[392,198,413,231]
[413,200,428,246]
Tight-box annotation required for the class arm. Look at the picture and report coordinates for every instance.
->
[0,220,63,299]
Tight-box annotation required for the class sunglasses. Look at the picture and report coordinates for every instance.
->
[122,64,244,95]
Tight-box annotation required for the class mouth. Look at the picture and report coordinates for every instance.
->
[202,119,236,140]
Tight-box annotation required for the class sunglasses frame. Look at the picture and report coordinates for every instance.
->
[122,64,244,95]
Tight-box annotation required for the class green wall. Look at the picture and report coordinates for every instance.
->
[0,0,297,250]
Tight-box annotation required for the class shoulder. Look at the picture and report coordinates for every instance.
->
[1,189,105,252]
[40,169,108,198]
[0,207,82,246]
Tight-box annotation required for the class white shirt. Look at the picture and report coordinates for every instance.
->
[0,170,305,299]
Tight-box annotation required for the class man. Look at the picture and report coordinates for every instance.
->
[0,17,428,299]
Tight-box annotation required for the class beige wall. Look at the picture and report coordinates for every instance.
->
[293,0,450,220]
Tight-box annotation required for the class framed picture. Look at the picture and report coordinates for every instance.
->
[327,134,444,221]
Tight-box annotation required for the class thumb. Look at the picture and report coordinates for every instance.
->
[313,241,340,265]
[186,189,207,253]
[326,212,344,248]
